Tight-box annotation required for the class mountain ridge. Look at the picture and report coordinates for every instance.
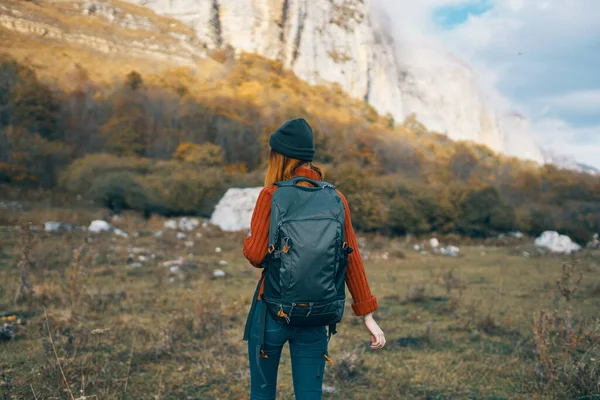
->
[1,0,591,173]
[122,0,548,164]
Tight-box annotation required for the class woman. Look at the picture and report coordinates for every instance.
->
[243,118,385,399]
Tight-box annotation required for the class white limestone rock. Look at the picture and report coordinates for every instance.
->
[89,220,111,233]
[178,217,200,231]
[113,228,129,238]
[44,222,63,232]
[210,187,263,232]
[534,231,581,254]
[164,219,178,230]
[212,269,226,278]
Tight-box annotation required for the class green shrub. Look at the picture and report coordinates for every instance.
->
[59,154,151,194]
[388,196,429,235]
[144,162,228,216]
[456,186,515,237]
[87,171,149,213]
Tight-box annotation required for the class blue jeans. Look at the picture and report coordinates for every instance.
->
[248,301,328,400]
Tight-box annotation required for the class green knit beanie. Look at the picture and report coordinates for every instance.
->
[269,118,315,162]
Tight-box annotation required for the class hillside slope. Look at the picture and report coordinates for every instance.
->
[0,0,205,81]
[122,0,544,163]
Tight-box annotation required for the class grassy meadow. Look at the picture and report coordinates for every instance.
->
[1,197,599,400]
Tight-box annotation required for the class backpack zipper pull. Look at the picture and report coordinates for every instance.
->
[306,303,313,317]
[277,305,290,323]
[288,303,296,322]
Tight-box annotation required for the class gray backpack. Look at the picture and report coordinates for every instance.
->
[261,176,351,334]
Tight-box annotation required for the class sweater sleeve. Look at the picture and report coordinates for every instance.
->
[243,186,274,268]
[338,191,378,316]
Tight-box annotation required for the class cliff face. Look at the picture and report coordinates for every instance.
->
[123,0,544,162]
[124,0,404,120]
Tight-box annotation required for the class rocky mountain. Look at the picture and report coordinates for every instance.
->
[122,0,545,163]
[1,0,571,167]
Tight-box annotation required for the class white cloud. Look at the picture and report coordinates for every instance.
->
[540,89,600,115]
[376,0,600,168]
[532,118,600,168]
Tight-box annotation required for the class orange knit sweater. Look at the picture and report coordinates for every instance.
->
[242,168,378,316]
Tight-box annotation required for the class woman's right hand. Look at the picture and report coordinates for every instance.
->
[364,312,386,350]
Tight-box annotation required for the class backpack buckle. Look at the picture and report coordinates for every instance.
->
[342,242,354,254]
[267,244,275,254]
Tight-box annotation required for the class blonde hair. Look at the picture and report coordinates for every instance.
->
[264,150,323,187]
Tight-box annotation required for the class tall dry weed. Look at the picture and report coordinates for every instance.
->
[532,262,600,397]
[14,223,36,305]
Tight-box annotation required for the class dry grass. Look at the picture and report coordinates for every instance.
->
[1,200,600,399]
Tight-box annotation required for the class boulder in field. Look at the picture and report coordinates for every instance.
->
[89,220,111,233]
[534,231,581,254]
[210,187,263,232]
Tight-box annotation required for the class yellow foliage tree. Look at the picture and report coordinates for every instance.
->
[173,142,224,167]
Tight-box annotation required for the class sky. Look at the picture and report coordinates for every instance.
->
[377,0,600,168]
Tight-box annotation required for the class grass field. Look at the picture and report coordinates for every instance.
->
[1,199,599,399]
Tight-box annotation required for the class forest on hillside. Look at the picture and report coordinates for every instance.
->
[1,52,599,242]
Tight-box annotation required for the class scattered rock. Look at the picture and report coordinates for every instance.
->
[210,187,263,231]
[218,260,228,266]
[113,228,129,238]
[138,255,148,262]
[534,231,581,254]
[89,220,111,233]
[0,201,23,210]
[154,231,163,238]
[429,238,440,248]
[129,262,143,268]
[44,222,81,233]
[44,221,63,232]
[440,246,460,257]
[127,247,149,254]
[212,269,226,278]
[164,219,178,230]
[169,265,181,273]
[178,217,200,231]
[164,218,201,231]
[215,247,222,253]
[176,232,187,240]
[322,385,336,394]
[509,231,524,239]
[196,232,203,238]
[413,244,422,252]
[523,251,531,258]
[163,258,184,268]
[184,240,195,248]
